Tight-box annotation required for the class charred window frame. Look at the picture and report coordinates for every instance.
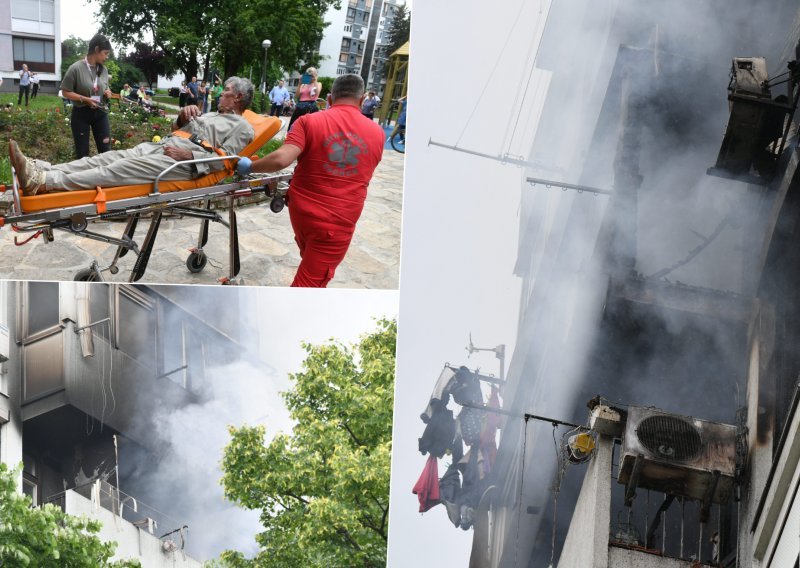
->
[22,453,38,507]
[17,281,61,343]
[159,303,189,389]
[113,287,157,370]
[157,302,208,392]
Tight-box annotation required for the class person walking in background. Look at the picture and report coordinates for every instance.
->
[198,80,208,112]
[179,81,188,108]
[186,76,198,107]
[30,72,40,99]
[237,74,385,287]
[18,64,31,107]
[287,67,322,130]
[269,79,289,117]
[60,33,114,158]
[212,79,223,111]
[361,90,381,120]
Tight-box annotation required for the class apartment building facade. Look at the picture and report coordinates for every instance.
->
[0,282,257,566]
[316,0,403,96]
[0,0,61,92]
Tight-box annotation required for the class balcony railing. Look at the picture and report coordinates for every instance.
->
[608,441,736,566]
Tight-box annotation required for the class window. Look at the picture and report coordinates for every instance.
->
[89,284,111,324]
[159,303,207,391]
[24,282,59,338]
[341,38,351,50]
[13,37,56,63]
[22,454,38,507]
[12,0,54,22]
[339,53,348,63]
[344,24,352,32]
[115,288,156,370]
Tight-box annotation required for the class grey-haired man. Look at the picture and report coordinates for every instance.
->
[11,77,256,195]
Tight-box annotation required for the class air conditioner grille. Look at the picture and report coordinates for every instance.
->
[636,415,702,461]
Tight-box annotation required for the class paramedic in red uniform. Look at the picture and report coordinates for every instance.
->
[238,73,386,287]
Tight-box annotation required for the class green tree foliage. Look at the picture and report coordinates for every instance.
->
[385,3,411,54]
[318,76,334,99]
[60,36,88,77]
[0,463,140,567]
[121,42,166,88]
[220,319,396,568]
[95,0,338,83]
[109,60,147,93]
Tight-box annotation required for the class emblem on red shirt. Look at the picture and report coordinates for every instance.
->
[323,132,366,176]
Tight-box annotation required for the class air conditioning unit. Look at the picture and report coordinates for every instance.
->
[617,406,736,505]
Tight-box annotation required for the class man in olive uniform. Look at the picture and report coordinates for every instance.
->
[10,77,255,196]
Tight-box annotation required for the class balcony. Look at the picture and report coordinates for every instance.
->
[47,482,202,567]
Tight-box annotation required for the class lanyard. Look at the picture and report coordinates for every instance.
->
[84,58,99,93]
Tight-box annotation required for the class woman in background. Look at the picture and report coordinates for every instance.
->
[60,33,113,158]
[287,67,322,130]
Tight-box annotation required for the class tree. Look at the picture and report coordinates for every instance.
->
[318,76,335,99]
[122,42,166,88]
[385,4,411,55]
[220,319,396,568]
[95,0,338,82]
[60,36,88,77]
[0,463,140,567]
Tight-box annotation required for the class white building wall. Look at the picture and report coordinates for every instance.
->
[0,282,22,492]
[607,548,702,568]
[65,490,203,567]
[558,435,613,568]
[749,396,800,568]
[0,0,62,85]
[318,3,349,78]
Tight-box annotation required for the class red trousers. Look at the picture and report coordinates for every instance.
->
[289,209,355,287]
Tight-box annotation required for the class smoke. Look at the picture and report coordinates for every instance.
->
[120,357,290,561]
[485,0,800,565]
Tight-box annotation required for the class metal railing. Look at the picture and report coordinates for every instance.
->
[608,441,737,566]
[45,479,187,543]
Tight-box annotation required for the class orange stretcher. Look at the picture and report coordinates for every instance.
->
[2,110,292,284]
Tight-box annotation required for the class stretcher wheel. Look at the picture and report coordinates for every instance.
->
[186,251,207,273]
[74,268,99,282]
[270,197,285,213]
[70,213,88,232]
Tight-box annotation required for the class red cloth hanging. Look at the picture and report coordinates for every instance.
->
[412,454,440,512]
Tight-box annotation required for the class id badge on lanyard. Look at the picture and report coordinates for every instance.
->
[85,58,101,102]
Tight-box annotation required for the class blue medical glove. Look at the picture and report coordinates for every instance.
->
[237,157,252,176]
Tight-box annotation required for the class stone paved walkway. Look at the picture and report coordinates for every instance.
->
[0,119,404,289]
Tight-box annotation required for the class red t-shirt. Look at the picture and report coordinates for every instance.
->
[284,104,386,228]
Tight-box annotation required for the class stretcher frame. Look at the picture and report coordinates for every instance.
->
[1,112,291,285]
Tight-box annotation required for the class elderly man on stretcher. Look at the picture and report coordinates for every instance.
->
[9,77,255,196]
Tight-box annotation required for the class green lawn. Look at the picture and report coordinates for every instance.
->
[152,95,179,106]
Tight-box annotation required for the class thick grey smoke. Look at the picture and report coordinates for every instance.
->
[487,0,800,565]
[120,358,290,560]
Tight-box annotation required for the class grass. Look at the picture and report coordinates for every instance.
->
[152,95,179,106]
